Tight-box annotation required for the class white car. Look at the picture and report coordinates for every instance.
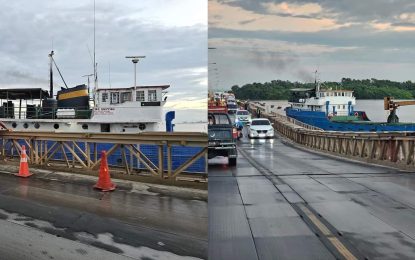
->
[248,118,275,138]
[235,110,251,124]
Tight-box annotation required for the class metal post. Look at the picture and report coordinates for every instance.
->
[134,61,137,88]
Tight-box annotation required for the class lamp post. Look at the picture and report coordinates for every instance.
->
[125,56,146,88]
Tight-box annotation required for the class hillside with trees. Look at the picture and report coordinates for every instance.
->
[231,78,415,100]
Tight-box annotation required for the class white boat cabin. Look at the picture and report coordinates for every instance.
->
[289,87,356,116]
[93,85,169,123]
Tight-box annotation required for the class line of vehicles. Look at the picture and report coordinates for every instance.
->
[208,92,275,166]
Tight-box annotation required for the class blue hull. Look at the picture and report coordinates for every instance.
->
[286,108,415,132]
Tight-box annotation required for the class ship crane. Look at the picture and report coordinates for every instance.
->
[384,96,415,123]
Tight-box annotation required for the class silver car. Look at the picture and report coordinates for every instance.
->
[235,110,251,124]
[248,118,275,138]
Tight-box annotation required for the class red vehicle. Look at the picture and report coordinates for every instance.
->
[208,100,228,113]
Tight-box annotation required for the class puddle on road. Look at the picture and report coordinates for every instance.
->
[75,232,203,260]
[0,208,203,260]
[0,208,66,232]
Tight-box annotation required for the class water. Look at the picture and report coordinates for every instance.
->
[262,99,415,123]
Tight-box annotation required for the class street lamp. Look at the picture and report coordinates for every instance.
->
[125,56,146,87]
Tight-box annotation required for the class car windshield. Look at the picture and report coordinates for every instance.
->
[228,104,237,108]
[251,120,270,126]
[209,114,231,125]
[237,111,249,115]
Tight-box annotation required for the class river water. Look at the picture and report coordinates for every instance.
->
[262,99,415,123]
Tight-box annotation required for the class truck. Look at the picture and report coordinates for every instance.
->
[208,99,228,114]
[208,112,237,166]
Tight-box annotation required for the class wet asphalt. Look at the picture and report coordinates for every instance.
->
[209,127,415,260]
[0,171,207,259]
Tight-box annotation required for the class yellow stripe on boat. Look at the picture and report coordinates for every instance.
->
[58,90,88,100]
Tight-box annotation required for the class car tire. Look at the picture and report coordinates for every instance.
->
[228,158,237,166]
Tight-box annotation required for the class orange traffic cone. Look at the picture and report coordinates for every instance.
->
[16,145,32,178]
[94,151,116,191]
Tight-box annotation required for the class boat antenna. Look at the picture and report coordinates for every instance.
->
[83,74,94,97]
[86,44,94,66]
[108,62,112,88]
[93,0,98,100]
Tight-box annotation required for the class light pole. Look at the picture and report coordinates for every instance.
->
[125,56,146,87]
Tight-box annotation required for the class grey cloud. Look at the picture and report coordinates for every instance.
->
[0,70,48,85]
[239,18,259,25]
[210,0,415,86]
[0,0,207,105]
[209,25,415,50]
[218,0,415,24]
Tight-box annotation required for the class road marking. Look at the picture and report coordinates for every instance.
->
[300,205,331,236]
[328,237,358,260]
[239,148,360,260]
[299,204,357,260]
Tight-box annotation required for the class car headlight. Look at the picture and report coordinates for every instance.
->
[235,118,239,123]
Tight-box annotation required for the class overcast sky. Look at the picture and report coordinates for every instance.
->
[209,0,415,89]
[0,0,207,122]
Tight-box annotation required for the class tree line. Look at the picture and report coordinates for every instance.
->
[231,78,415,100]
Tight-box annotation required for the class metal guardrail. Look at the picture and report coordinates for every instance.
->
[266,113,415,169]
[247,102,322,130]
[0,131,207,180]
[244,101,415,169]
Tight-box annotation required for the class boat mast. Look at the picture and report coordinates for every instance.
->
[48,50,54,98]
[314,70,321,95]
[93,0,98,103]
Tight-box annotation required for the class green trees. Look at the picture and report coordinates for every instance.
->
[232,79,415,100]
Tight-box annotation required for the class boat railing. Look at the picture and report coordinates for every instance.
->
[270,112,323,130]
[0,107,92,120]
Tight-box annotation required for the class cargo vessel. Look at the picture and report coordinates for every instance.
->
[285,80,415,132]
[0,52,170,133]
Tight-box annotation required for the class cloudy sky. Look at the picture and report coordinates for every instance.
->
[209,0,415,89]
[0,0,207,122]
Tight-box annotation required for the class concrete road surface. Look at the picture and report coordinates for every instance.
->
[0,169,207,260]
[209,128,415,260]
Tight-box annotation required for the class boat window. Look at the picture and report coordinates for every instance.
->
[121,92,132,103]
[136,91,145,101]
[102,93,108,102]
[110,92,119,104]
[148,90,157,101]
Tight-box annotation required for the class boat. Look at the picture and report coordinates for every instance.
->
[0,52,171,133]
[285,80,415,132]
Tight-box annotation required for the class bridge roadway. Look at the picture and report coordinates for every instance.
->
[209,129,415,260]
[0,168,207,259]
